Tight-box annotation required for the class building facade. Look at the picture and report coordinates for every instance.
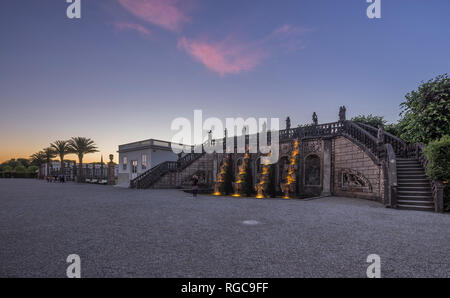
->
[117,139,189,186]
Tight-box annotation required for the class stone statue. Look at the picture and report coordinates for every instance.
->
[377,126,384,145]
[224,128,228,139]
[339,106,347,121]
[286,117,291,130]
[312,112,318,125]
[208,130,213,145]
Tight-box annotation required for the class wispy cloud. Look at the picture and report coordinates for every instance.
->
[117,0,189,32]
[178,36,267,76]
[266,25,313,53]
[178,25,311,76]
[113,22,152,36]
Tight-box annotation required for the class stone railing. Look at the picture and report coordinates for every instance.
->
[341,121,380,161]
[130,149,205,189]
[355,122,407,157]
[383,143,398,208]
[413,143,444,212]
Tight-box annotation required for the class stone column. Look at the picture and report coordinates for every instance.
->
[321,139,332,196]
[107,154,115,185]
[213,153,218,183]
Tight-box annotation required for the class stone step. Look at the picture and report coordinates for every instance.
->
[397,194,433,200]
[397,166,423,170]
[396,160,420,163]
[398,178,429,182]
[397,174,427,179]
[397,182,431,187]
[396,166,423,170]
[397,170,425,174]
[396,163,421,167]
[397,204,434,212]
[396,158,419,161]
[397,191,433,200]
[397,200,434,206]
[397,186,432,192]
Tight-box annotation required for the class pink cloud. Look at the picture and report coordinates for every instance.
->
[117,0,189,31]
[113,22,152,36]
[178,37,267,76]
[265,25,312,52]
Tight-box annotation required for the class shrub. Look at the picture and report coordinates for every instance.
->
[424,135,450,212]
[423,135,450,181]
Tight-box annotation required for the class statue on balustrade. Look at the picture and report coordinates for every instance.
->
[286,117,291,130]
[312,112,318,125]
[339,106,347,121]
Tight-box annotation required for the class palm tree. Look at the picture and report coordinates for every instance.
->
[30,151,46,179]
[43,147,56,177]
[68,137,99,182]
[51,140,72,176]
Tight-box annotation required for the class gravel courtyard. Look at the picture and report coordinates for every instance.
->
[0,179,449,278]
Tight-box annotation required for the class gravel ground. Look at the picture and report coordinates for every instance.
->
[0,179,449,278]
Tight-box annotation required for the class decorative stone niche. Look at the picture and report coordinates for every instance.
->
[340,169,372,193]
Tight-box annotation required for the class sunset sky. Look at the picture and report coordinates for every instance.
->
[1,0,449,163]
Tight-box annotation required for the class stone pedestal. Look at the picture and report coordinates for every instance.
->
[321,139,332,196]
[107,154,115,185]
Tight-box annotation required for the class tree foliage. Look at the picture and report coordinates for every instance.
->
[399,74,450,144]
[351,114,386,128]
[351,114,400,137]
[423,135,450,182]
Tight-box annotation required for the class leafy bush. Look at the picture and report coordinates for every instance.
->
[423,135,450,181]
[424,135,450,212]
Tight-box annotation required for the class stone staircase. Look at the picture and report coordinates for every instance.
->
[130,152,205,189]
[396,157,434,211]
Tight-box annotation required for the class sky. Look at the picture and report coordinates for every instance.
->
[1,0,449,163]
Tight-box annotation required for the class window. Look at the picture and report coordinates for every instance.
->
[122,156,127,170]
[132,160,138,174]
[142,154,147,170]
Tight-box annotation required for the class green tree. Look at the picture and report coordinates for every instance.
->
[43,147,56,177]
[17,158,30,168]
[68,137,99,182]
[6,159,19,169]
[399,74,450,144]
[351,114,401,137]
[30,151,47,179]
[2,165,12,178]
[28,165,39,175]
[51,140,72,175]
[351,114,386,128]
[15,165,26,174]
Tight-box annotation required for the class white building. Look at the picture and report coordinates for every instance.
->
[117,139,190,186]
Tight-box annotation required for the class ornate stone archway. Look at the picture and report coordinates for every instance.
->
[304,154,321,186]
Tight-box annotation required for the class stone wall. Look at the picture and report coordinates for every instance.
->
[332,136,384,202]
[151,135,385,203]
